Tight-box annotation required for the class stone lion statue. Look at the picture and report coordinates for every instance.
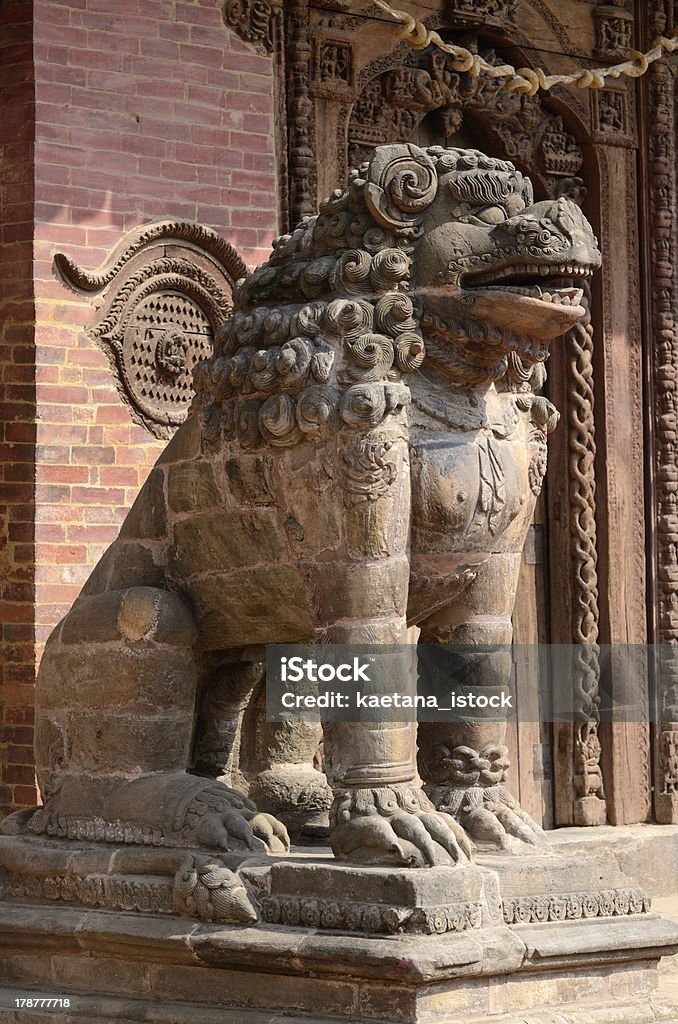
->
[26,144,600,868]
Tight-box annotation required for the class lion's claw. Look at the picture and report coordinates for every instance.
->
[187,783,290,854]
[250,811,290,853]
[329,784,472,867]
[428,782,549,852]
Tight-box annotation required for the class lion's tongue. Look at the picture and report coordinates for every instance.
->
[462,287,585,340]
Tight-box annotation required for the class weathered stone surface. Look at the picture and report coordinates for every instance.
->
[248,765,332,835]
[303,558,409,623]
[64,711,192,773]
[183,566,314,648]
[60,587,194,647]
[102,541,166,592]
[170,509,286,576]
[549,824,678,898]
[167,458,222,514]
[38,647,197,711]
[119,466,167,540]
[156,411,201,465]
[223,453,277,504]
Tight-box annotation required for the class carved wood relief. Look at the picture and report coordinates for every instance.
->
[644,1,678,823]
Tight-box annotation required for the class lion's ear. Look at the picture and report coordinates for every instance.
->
[365,144,438,232]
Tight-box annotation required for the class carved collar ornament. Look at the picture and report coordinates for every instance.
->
[193,143,600,452]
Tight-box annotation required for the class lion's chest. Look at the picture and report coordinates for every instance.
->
[409,432,532,559]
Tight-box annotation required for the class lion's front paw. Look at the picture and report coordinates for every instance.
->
[329,784,473,867]
[428,782,549,852]
[185,784,290,855]
[422,744,549,853]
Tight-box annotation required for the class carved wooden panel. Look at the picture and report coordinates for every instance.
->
[643,2,678,823]
[54,222,247,439]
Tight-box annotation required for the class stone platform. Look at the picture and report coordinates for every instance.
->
[1,835,678,1023]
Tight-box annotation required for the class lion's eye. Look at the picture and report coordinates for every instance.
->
[474,205,506,225]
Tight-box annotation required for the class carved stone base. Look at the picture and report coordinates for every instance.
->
[475,850,651,926]
[1,838,678,1023]
[655,791,678,825]
[0,899,676,1023]
[242,854,492,935]
[0,834,261,925]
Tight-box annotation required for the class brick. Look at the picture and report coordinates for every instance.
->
[71,486,125,504]
[95,405,133,424]
[4,764,36,785]
[70,444,114,465]
[99,466,139,486]
[7,743,33,764]
[5,706,34,726]
[11,785,39,805]
[39,465,89,483]
[0,725,33,745]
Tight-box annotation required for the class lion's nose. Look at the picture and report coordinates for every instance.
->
[505,196,602,268]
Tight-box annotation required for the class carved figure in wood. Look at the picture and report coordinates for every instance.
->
[27,144,600,865]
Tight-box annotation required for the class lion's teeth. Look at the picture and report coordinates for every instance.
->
[541,292,552,302]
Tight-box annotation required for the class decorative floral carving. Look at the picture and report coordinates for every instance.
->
[565,297,607,827]
[286,1,316,225]
[312,35,354,99]
[339,441,396,504]
[260,892,482,934]
[659,730,678,795]
[645,43,677,819]
[6,871,173,915]
[594,86,634,145]
[443,0,519,20]
[346,44,583,189]
[54,221,246,440]
[502,887,650,925]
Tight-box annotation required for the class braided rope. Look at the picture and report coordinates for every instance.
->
[372,0,678,96]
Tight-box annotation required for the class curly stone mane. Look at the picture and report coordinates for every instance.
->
[192,145,550,451]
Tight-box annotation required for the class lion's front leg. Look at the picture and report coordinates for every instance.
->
[323,635,472,868]
[417,554,549,852]
[306,435,471,868]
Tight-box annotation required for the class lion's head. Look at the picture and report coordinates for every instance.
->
[193,143,600,449]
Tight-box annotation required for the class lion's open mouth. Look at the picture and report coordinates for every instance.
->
[442,261,596,342]
[461,261,595,307]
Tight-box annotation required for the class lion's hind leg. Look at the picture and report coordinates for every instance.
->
[32,586,288,854]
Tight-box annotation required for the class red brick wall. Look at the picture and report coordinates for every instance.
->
[1,0,278,815]
[0,0,38,816]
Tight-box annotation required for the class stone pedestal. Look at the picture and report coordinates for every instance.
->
[1,835,678,1023]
